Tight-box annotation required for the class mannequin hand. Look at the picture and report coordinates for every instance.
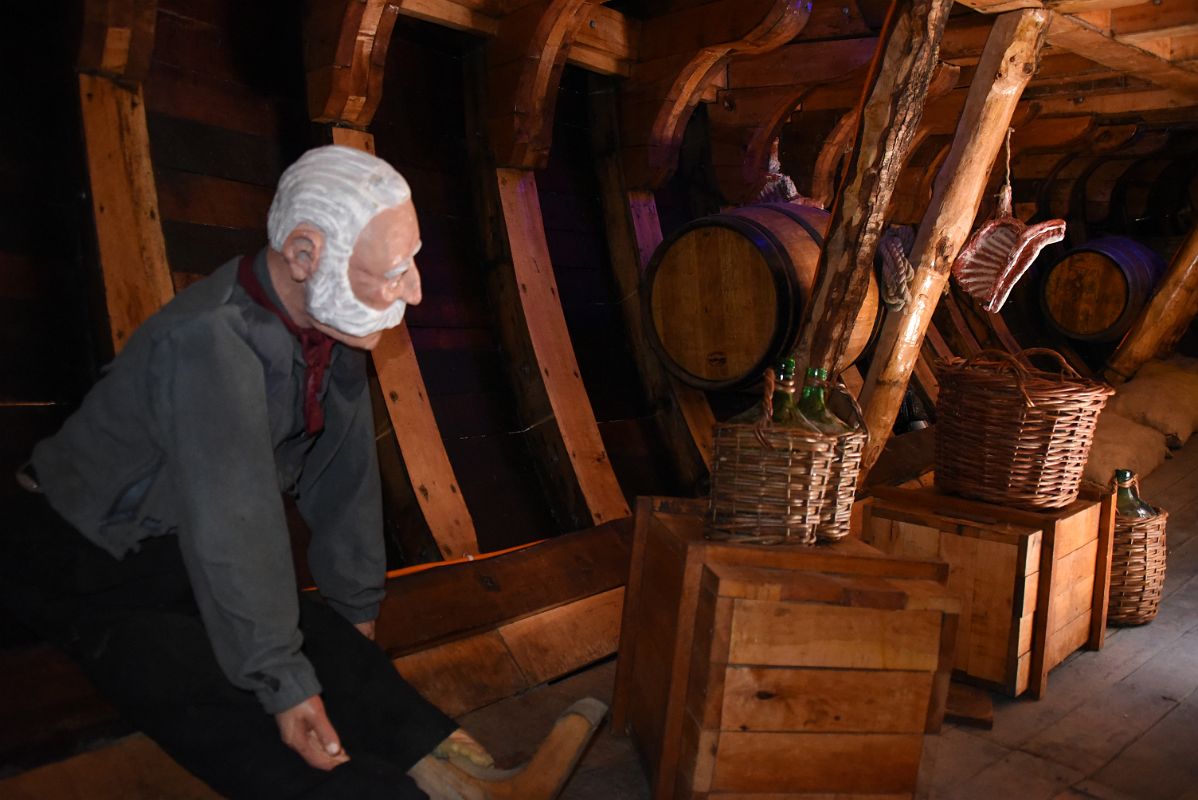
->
[275,695,350,771]
[353,620,376,640]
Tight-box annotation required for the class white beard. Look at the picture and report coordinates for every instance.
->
[305,252,407,337]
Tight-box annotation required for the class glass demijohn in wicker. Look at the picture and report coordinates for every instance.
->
[1108,469,1168,626]
[707,362,867,545]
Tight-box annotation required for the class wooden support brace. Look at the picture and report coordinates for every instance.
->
[790,0,956,378]
[1104,220,1198,382]
[492,168,630,527]
[305,3,480,558]
[78,73,174,353]
[861,9,1048,469]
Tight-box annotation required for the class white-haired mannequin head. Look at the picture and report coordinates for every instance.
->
[268,145,419,339]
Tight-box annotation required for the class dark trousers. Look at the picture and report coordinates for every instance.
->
[0,492,457,799]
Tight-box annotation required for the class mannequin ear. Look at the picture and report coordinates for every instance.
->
[279,225,325,282]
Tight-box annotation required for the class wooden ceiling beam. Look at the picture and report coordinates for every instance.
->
[1109,0,1198,39]
[394,0,500,35]
[1046,11,1198,94]
[1030,84,1198,113]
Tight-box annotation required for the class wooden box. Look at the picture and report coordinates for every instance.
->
[864,486,1116,699]
[613,497,960,800]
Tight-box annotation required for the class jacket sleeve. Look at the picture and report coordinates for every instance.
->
[147,312,321,715]
[294,347,387,625]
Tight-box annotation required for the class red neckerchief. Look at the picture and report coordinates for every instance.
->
[237,255,334,437]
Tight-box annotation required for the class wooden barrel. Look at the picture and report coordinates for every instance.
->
[1039,236,1165,343]
[642,202,880,390]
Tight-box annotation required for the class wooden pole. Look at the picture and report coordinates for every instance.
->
[789,0,954,378]
[1104,222,1198,383]
[860,8,1048,469]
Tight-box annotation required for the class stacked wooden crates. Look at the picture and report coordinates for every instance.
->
[614,498,960,800]
[863,486,1116,698]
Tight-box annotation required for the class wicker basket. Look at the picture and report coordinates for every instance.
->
[708,379,866,545]
[1109,510,1168,626]
[935,348,1114,510]
[819,395,868,541]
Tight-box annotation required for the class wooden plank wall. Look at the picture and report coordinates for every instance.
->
[143,0,305,288]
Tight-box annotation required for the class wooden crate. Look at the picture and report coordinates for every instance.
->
[613,497,960,800]
[866,486,1116,699]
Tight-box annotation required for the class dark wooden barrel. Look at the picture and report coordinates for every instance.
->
[642,202,880,390]
[1039,236,1165,343]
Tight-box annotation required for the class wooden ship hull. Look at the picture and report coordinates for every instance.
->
[2,0,1197,793]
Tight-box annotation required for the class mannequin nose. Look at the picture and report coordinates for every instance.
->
[386,264,422,306]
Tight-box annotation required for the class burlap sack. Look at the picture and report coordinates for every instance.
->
[1083,410,1169,485]
[1107,367,1198,448]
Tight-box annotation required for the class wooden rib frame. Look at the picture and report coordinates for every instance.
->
[78,0,174,354]
[305,1,480,559]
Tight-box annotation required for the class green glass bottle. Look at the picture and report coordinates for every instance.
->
[771,357,799,424]
[1113,469,1155,520]
[797,366,848,434]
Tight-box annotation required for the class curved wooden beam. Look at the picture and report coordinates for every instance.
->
[486,0,602,168]
[78,0,173,353]
[620,0,811,190]
[303,1,481,559]
[305,0,401,127]
[707,39,878,204]
[810,109,860,207]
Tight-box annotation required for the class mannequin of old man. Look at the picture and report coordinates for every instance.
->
[2,146,603,799]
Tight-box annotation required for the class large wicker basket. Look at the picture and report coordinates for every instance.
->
[708,379,866,545]
[1109,510,1168,626]
[935,348,1114,510]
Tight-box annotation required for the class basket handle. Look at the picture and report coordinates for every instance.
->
[957,349,1036,407]
[830,378,870,448]
[1018,347,1082,380]
[754,369,777,449]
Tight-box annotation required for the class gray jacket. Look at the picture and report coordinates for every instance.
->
[31,251,386,714]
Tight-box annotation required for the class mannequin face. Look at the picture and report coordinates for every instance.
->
[348,203,423,311]
[305,203,423,350]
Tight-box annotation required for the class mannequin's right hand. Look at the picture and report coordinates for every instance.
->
[275,695,351,771]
